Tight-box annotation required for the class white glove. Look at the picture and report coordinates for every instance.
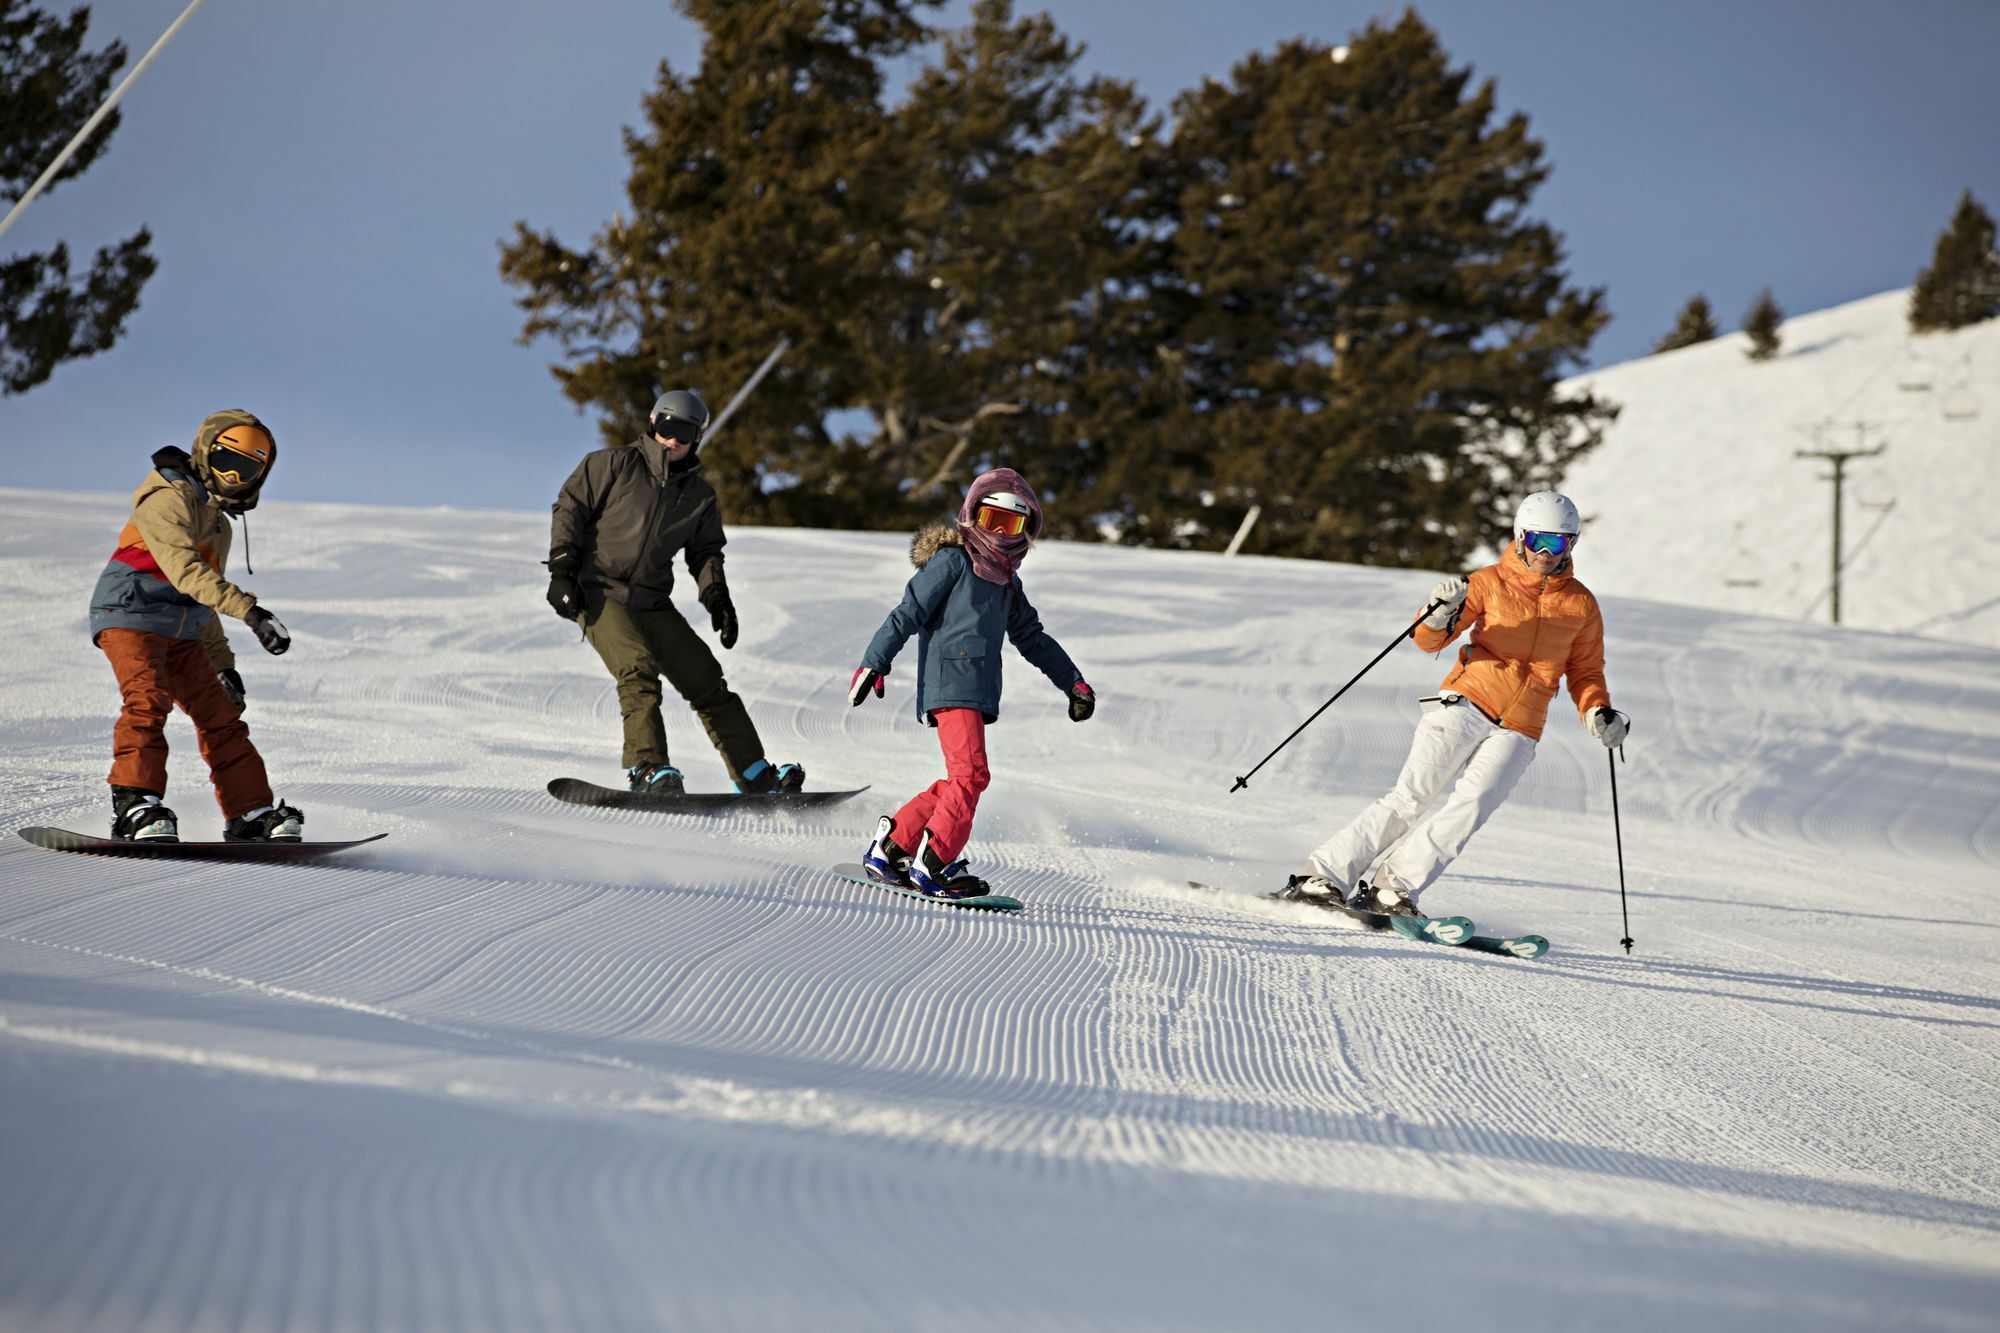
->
[1422,578,1467,629]
[1589,707,1630,748]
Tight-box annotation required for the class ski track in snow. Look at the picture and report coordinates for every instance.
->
[1,489,1997,1331]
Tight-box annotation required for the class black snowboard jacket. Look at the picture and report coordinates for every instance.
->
[549,437,726,613]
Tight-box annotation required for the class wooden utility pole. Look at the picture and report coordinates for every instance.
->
[1793,423,1886,625]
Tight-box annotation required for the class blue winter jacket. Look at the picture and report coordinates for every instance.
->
[862,524,1081,725]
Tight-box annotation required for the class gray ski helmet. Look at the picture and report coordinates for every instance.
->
[650,389,709,447]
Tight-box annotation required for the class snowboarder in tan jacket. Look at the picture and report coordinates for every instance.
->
[87,409,301,842]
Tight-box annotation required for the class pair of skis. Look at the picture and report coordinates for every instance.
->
[1190,881,1549,959]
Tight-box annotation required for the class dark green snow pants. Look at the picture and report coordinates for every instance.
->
[581,599,764,780]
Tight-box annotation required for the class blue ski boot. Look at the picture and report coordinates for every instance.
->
[862,815,913,886]
[628,763,685,795]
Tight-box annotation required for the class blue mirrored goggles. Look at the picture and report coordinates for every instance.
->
[1522,530,1575,556]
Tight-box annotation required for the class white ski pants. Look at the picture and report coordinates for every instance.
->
[1305,700,1537,901]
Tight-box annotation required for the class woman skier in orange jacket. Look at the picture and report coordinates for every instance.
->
[1284,492,1629,915]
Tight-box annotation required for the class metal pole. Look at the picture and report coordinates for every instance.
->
[1793,431,1884,628]
[703,336,790,447]
[1609,747,1633,955]
[0,0,209,245]
[1230,598,1444,792]
[1830,457,1843,624]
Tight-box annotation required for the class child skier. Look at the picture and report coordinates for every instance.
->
[86,409,302,842]
[547,389,804,794]
[1282,491,1629,914]
[847,468,1094,898]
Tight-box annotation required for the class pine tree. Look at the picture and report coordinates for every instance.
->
[1741,287,1782,361]
[501,0,934,526]
[0,1,157,395]
[502,4,1613,569]
[1158,13,1613,566]
[1654,295,1718,353]
[1910,190,2000,332]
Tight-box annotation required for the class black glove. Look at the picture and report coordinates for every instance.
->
[218,668,246,711]
[244,605,290,656]
[546,545,583,621]
[704,587,738,650]
[1067,680,1095,722]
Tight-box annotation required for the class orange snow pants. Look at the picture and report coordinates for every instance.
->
[99,628,272,817]
[891,707,990,863]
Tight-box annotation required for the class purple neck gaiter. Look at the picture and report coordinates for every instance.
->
[956,468,1043,586]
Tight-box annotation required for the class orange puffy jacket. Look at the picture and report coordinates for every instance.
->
[1412,551,1612,741]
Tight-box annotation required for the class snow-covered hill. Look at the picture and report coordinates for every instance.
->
[1,489,1996,1331]
[1562,290,2000,647]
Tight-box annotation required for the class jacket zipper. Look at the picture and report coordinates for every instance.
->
[1498,573,1548,728]
[635,454,677,570]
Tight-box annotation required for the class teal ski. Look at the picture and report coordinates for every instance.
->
[1389,913,1549,959]
[831,863,1022,913]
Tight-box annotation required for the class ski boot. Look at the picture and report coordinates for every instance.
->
[1349,879,1422,919]
[111,786,178,842]
[909,830,991,900]
[628,762,686,795]
[224,801,306,843]
[1276,873,1345,903]
[861,815,913,886]
[736,759,805,794]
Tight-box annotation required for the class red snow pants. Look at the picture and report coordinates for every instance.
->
[99,628,273,817]
[891,707,990,863]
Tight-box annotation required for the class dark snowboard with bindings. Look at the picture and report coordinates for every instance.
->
[17,827,387,862]
[829,862,1022,912]
[547,777,869,813]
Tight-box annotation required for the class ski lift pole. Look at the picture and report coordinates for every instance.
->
[702,336,791,447]
[0,0,209,245]
[1230,598,1443,793]
[1609,745,1633,954]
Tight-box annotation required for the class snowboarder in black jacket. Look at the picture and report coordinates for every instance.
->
[547,390,802,794]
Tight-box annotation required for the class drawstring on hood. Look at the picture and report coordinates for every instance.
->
[235,512,253,574]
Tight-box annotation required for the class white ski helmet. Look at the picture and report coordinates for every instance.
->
[1513,491,1580,539]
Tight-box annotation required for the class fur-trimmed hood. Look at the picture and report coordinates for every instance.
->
[911,522,966,569]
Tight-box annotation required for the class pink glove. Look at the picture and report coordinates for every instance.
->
[849,666,886,707]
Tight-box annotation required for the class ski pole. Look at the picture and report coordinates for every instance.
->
[1609,745,1633,954]
[1230,598,1443,792]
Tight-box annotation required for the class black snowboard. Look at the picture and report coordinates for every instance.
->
[17,827,387,861]
[546,778,869,813]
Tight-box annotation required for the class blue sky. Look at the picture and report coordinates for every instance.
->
[3,0,1995,513]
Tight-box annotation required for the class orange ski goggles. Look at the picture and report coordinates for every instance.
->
[973,503,1030,537]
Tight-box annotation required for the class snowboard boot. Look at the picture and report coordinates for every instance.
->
[1349,879,1422,919]
[1277,873,1345,902]
[736,759,805,795]
[627,762,686,795]
[862,815,913,886]
[223,801,305,843]
[909,829,991,899]
[110,787,179,842]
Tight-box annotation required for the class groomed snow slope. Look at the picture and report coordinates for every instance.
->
[2,488,1996,1332]
[1562,289,2000,647]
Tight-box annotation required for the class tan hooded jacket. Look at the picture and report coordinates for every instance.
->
[87,411,272,668]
